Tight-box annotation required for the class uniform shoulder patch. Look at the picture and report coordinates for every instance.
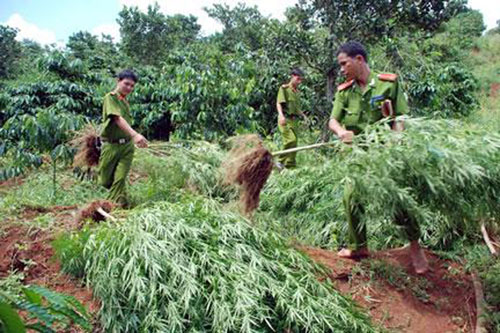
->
[337,80,354,91]
[378,73,398,82]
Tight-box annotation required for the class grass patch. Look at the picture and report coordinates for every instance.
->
[0,166,105,216]
[359,260,431,303]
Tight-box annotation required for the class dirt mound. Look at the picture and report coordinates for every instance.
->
[300,246,475,333]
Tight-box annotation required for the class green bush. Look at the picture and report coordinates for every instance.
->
[407,64,479,118]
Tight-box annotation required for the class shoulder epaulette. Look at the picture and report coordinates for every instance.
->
[378,73,398,82]
[281,83,290,89]
[337,80,354,91]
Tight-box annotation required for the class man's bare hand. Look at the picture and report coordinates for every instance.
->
[133,133,148,148]
[278,114,286,126]
[392,121,404,132]
[338,130,354,143]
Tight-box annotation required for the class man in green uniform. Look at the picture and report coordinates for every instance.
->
[328,41,429,274]
[98,69,148,207]
[276,68,308,169]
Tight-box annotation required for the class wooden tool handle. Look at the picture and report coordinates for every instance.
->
[271,142,337,157]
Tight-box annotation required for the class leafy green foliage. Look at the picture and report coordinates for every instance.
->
[0,25,22,79]
[135,140,232,205]
[118,4,200,66]
[0,1,487,164]
[67,31,121,73]
[258,118,500,250]
[468,33,500,93]
[52,228,93,278]
[0,284,91,332]
[128,42,284,140]
[1,3,498,329]
[0,301,26,333]
[438,10,485,49]
[0,106,84,186]
[369,15,483,119]
[206,3,270,52]
[407,64,478,117]
[280,0,468,105]
[0,50,108,180]
[59,196,375,332]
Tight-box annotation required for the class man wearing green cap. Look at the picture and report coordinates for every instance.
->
[276,68,308,169]
[98,69,148,207]
[328,41,429,274]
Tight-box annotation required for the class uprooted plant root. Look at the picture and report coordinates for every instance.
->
[77,200,115,223]
[224,135,274,215]
[70,124,101,168]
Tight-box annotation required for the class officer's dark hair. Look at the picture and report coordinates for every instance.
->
[117,69,138,83]
[290,67,305,77]
[336,41,368,62]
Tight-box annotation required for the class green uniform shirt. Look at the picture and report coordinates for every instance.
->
[277,84,301,116]
[100,92,133,141]
[331,72,408,134]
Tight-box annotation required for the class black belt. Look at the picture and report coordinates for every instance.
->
[100,137,130,144]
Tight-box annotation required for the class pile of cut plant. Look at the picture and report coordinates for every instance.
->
[258,118,500,250]
[56,196,375,332]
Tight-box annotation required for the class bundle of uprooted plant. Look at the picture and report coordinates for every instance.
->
[69,123,101,168]
[223,135,273,215]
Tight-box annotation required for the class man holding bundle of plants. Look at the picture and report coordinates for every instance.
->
[275,68,309,169]
[328,41,429,274]
[98,69,148,207]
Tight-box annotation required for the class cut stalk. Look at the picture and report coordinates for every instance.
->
[480,223,497,256]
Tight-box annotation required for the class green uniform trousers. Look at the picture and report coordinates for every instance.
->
[343,179,421,250]
[278,119,298,168]
[98,142,135,206]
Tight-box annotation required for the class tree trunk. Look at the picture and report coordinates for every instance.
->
[320,68,337,141]
[153,112,172,141]
[326,68,336,105]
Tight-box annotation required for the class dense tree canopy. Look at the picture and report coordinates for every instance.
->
[118,4,200,66]
[0,0,488,178]
[0,25,22,79]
